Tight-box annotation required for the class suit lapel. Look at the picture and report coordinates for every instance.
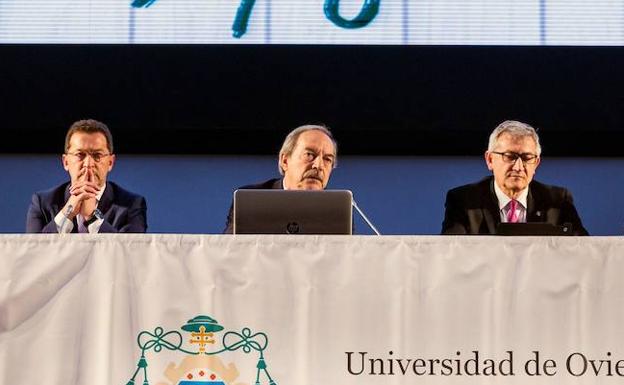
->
[63,183,71,204]
[97,182,114,217]
[526,184,545,222]
[272,178,284,190]
[482,178,501,234]
[61,183,79,232]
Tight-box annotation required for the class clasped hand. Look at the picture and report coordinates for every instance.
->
[62,167,100,220]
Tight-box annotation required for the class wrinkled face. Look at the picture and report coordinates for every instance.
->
[62,132,115,186]
[485,133,540,197]
[280,130,336,190]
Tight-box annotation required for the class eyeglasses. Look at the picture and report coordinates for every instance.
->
[491,151,539,165]
[66,151,111,163]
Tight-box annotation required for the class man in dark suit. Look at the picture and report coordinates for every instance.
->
[26,119,147,233]
[223,124,337,233]
[442,120,587,235]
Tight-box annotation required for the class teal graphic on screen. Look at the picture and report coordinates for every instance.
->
[0,1,623,44]
[132,0,380,38]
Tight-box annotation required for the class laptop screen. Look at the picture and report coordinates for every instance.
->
[233,189,353,235]
[496,222,573,236]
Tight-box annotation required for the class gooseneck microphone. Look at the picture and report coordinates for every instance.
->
[352,199,381,236]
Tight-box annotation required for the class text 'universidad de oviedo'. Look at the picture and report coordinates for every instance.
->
[346,351,624,377]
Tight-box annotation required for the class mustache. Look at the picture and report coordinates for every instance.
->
[301,169,323,181]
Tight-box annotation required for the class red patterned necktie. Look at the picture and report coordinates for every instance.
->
[507,199,519,223]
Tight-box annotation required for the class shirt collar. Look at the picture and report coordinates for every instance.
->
[96,183,106,202]
[493,180,528,210]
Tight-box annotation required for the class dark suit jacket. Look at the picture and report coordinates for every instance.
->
[223,178,282,234]
[26,181,147,233]
[441,176,588,235]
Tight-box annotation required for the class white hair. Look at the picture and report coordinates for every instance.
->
[487,120,542,156]
[278,124,337,175]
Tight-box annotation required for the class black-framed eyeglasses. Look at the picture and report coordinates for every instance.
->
[66,151,111,163]
[491,151,539,164]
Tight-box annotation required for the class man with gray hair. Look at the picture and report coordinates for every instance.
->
[441,120,587,235]
[223,124,337,233]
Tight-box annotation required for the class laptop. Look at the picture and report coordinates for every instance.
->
[233,189,353,235]
[496,222,573,236]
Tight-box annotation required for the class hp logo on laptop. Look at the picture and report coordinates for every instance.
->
[286,222,300,234]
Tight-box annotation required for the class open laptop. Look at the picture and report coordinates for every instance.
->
[233,189,353,234]
[496,222,573,236]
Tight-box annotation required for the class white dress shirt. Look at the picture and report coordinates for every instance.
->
[493,182,528,223]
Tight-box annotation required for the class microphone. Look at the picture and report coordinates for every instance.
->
[58,204,73,234]
[352,199,381,236]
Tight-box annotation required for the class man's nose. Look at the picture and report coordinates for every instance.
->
[83,154,94,167]
[312,155,324,169]
[511,157,525,171]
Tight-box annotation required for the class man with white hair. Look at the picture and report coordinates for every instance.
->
[441,120,588,235]
[223,124,337,233]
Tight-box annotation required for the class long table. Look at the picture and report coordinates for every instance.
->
[1,234,623,384]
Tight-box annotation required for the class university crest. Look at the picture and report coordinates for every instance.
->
[124,315,277,385]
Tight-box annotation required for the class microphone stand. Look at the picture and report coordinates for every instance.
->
[352,199,381,236]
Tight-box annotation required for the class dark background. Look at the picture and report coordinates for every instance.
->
[1,44,622,155]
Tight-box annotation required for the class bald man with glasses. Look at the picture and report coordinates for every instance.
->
[441,120,588,235]
[26,119,147,233]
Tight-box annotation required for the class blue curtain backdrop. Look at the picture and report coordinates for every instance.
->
[2,155,622,235]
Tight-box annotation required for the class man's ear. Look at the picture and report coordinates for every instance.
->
[280,153,289,172]
[62,154,70,172]
[484,151,494,171]
[107,154,116,172]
